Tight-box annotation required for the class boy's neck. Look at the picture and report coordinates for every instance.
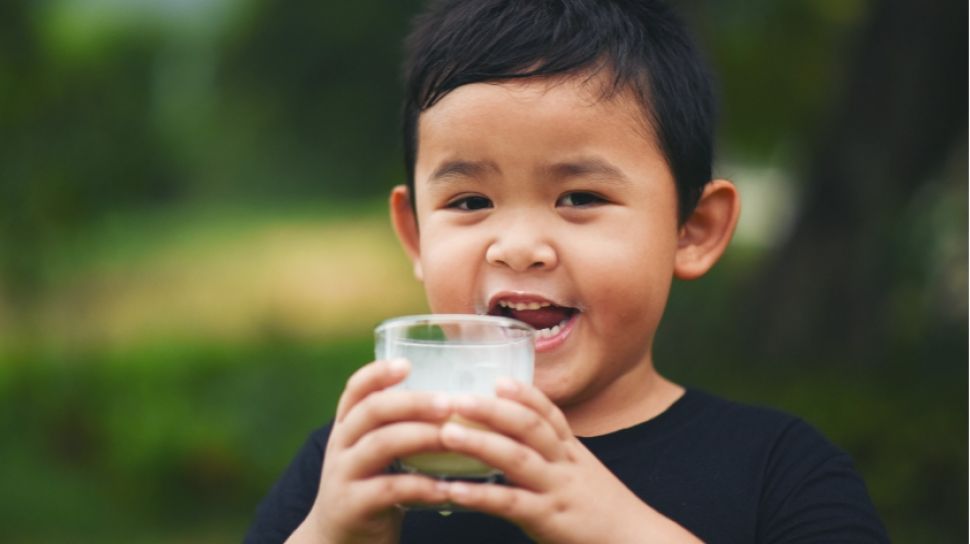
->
[564,364,684,437]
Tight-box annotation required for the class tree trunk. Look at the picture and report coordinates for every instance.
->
[745,0,966,364]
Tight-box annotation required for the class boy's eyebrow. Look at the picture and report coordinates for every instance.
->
[544,157,631,185]
[428,159,500,182]
[427,157,631,185]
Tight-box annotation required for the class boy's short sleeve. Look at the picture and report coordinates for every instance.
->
[757,418,889,543]
[244,424,332,543]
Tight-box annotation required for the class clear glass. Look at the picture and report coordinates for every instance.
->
[374,314,535,481]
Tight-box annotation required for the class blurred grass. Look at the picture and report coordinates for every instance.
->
[2,200,427,354]
[0,202,964,542]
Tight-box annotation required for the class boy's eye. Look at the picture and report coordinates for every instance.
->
[557,192,606,207]
[446,195,493,211]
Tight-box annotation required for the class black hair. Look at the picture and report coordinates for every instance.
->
[402,0,716,223]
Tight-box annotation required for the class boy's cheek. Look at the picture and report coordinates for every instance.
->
[419,246,486,310]
[421,275,476,313]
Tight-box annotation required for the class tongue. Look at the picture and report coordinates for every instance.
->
[508,306,572,330]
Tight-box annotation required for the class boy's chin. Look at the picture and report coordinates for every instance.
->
[530,369,576,406]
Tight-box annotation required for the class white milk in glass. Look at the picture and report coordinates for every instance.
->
[375,315,534,480]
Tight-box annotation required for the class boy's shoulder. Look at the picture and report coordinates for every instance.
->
[680,387,817,438]
[581,388,888,542]
[584,387,826,449]
[668,387,850,466]
[580,386,856,492]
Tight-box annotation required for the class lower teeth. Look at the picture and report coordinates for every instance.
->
[535,320,568,339]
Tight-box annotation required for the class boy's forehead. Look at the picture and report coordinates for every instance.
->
[424,72,641,117]
[416,74,658,161]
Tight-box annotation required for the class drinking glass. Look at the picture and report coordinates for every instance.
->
[374,314,535,482]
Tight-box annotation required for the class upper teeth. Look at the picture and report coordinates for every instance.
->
[498,300,551,311]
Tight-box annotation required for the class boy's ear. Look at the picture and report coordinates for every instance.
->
[674,179,741,280]
[389,185,423,281]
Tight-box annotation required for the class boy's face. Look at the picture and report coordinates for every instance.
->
[394,75,682,410]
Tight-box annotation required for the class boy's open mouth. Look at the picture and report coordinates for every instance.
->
[487,298,579,341]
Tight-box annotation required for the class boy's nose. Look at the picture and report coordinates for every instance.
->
[485,226,558,272]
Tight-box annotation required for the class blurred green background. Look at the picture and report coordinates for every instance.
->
[0,0,965,542]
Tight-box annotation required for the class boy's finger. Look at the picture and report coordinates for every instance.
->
[451,395,565,462]
[443,480,542,526]
[344,421,445,479]
[352,474,451,514]
[337,389,451,448]
[496,379,572,441]
[335,359,410,422]
[438,421,551,490]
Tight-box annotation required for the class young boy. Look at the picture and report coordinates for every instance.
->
[247,1,889,542]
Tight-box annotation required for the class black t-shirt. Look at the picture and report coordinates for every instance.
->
[245,389,889,543]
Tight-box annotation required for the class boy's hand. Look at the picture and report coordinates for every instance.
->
[437,380,702,544]
[288,359,452,544]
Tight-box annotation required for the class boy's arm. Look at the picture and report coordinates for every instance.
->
[436,379,703,544]
[244,425,331,543]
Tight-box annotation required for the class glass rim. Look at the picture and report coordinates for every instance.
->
[375,314,535,335]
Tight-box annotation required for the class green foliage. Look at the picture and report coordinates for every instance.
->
[685,0,869,161]
[0,337,373,542]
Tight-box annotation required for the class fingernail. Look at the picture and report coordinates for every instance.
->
[442,422,467,442]
[388,358,410,374]
[495,377,518,395]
